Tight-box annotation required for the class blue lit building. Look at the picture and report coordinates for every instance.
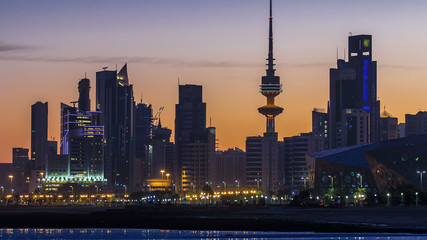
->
[329,35,380,149]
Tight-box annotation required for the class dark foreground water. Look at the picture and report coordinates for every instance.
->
[0,229,426,239]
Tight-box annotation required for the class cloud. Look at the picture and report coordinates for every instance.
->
[0,41,38,52]
[379,64,423,70]
[0,55,259,68]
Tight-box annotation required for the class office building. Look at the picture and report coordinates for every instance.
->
[405,111,427,137]
[96,64,135,187]
[12,148,30,194]
[283,133,323,191]
[134,102,153,186]
[312,108,328,150]
[214,148,246,189]
[380,110,398,141]
[31,101,48,170]
[329,35,380,149]
[175,84,216,191]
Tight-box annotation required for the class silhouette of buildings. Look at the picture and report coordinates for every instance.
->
[329,35,380,149]
[31,101,48,171]
[405,111,427,137]
[96,64,135,187]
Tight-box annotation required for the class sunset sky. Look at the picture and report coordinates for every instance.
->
[1,0,427,163]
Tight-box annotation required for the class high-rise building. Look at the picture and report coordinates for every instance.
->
[152,122,173,179]
[246,0,282,192]
[12,148,30,193]
[31,101,48,170]
[78,78,91,112]
[405,111,427,137]
[96,64,135,187]
[175,84,216,192]
[246,136,263,190]
[59,103,104,182]
[134,102,153,186]
[283,133,323,191]
[329,35,380,149]
[312,108,328,150]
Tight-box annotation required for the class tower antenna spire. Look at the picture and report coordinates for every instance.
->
[266,0,275,77]
[258,0,283,133]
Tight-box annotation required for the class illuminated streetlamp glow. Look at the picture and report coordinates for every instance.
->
[417,170,426,189]
[160,170,165,179]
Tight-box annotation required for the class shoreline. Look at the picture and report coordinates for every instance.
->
[0,205,426,233]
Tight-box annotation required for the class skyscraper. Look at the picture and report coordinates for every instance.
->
[31,101,48,170]
[12,148,30,193]
[175,84,215,192]
[134,102,153,186]
[96,64,135,187]
[78,78,91,112]
[329,35,380,148]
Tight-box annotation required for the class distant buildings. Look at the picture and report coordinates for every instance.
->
[214,148,246,189]
[405,111,427,137]
[380,109,398,141]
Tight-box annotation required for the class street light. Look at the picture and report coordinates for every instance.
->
[8,175,13,187]
[235,180,240,190]
[223,181,226,190]
[166,173,170,180]
[301,177,308,189]
[357,173,363,187]
[417,171,426,189]
[70,186,74,194]
[95,185,99,194]
[328,175,334,189]
[160,170,165,179]
[124,185,127,195]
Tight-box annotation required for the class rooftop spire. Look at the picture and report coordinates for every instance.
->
[266,0,275,77]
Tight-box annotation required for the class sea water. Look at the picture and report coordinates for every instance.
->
[0,229,426,239]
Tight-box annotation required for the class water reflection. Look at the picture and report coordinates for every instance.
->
[0,229,426,239]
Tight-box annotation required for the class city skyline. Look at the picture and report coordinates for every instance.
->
[2,0,427,163]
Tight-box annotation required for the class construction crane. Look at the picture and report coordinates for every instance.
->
[152,106,164,127]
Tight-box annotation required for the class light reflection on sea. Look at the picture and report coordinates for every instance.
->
[0,228,426,239]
